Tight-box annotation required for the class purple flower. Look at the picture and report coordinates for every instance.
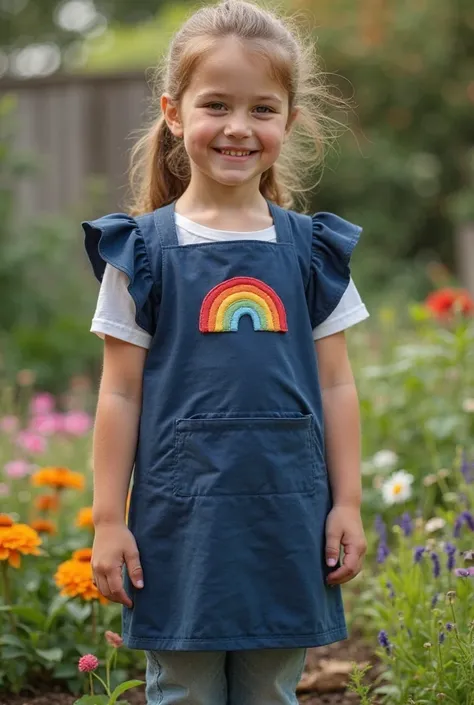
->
[446,623,454,632]
[398,512,413,537]
[431,593,439,608]
[444,542,457,571]
[439,632,445,644]
[414,546,425,564]
[460,452,474,484]
[374,515,387,541]
[463,512,474,531]
[378,630,392,654]
[377,541,390,564]
[454,568,471,577]
[386,581,395,599]
[431,552,441,578]
[454,511,474,537]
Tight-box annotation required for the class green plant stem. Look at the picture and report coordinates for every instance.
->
[89,673,94,696]
[1,562,17,633]
[449,603,469,658]
[92,671,111,696]
[437,641,444,689]
[106,650,112,693]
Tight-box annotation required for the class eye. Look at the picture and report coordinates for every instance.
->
[206,102,226,111]
[254,106,275,114]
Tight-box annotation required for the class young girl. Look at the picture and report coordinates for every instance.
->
[83,1,369,702]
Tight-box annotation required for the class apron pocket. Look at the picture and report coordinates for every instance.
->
[172,413,319,497]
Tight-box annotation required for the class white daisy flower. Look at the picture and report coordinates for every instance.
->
[462,399,474,413]
[425,517,446,533]
[372,450,399,470]
[381,470,414,505]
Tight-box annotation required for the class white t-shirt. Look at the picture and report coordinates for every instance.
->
[91,212,369,348]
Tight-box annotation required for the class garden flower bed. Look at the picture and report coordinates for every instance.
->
[1,289,473,704]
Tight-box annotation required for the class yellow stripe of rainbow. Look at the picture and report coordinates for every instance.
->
[199,276,288,333]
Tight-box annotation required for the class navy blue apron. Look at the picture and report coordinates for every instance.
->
[83,200,362,651]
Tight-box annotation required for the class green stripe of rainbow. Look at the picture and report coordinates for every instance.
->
[199,276,288,333]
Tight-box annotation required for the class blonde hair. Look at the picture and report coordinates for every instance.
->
[128,0,346,215]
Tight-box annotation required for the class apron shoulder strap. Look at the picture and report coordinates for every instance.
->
[268,201,313,289]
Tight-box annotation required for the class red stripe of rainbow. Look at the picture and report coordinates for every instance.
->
[199,276,288,333]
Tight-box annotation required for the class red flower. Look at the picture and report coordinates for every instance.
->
[105,630,124,648]
[425,288,474,320]
[78,654,99,673]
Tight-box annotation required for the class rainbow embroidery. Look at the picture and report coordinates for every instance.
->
[199,276,288,333]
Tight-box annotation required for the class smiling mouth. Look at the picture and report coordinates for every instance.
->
[213,148,258,157]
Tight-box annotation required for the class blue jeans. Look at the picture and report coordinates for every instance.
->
[145,648,307,705]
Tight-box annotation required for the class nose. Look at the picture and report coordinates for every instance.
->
[223,112,252,139]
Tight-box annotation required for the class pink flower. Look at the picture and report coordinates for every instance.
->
[4,460,32,479]
[78,654,99,673]
[62,411,92,436]
[0,416,20,434]
[454,567,474,577]
[30,393,55,416]
[105,630,124,648]
[16,431,47,455]
[28,413,61,436]
[0,483,9,496]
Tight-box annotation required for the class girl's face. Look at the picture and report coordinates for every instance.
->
[162,37,298,192]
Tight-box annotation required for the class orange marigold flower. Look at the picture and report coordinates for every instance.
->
[72,547,93,562]
[76,507,94,529]
[35,494,60,512]
[425,288,474,320]
[0,514,14,527]
[0,520,42,568]
[31,467,85,490]
[30,519,56,535]
[54,548,107,604]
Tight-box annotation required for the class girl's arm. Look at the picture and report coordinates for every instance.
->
[91,335,148,606]
[315,331,367,585]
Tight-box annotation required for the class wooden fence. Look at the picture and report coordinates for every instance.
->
[1,71,473,294]
[0,71,150,218]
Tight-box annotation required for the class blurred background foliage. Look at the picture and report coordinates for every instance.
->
[0,0,473,390]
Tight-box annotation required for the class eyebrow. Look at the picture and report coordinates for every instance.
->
[196,91,283,104]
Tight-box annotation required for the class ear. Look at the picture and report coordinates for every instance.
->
[285,106,300,136]
[161,93,184,138]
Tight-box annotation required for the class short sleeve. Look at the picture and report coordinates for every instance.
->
[91,264,153,349]
[82,213,156,336]
[306,212,362,329]
[312,278,369,340]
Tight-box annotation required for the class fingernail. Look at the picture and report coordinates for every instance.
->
[327,558,337,567]
[136,580,144,588]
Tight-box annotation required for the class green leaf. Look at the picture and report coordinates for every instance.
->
[10,606,46,628]
[53,663,79,679]
[45,593,68,630]
[66,602,92,623]
[74,696,109,705]
[36,647,63,662]
[109,679,145,704]
[374,684,402,696]
[2,647,30,659]
[0,634,26,649]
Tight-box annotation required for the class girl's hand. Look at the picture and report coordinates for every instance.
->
[325,505,367,586]
[92,523,144,607]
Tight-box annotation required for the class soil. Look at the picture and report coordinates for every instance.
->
[0,635,381,705]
